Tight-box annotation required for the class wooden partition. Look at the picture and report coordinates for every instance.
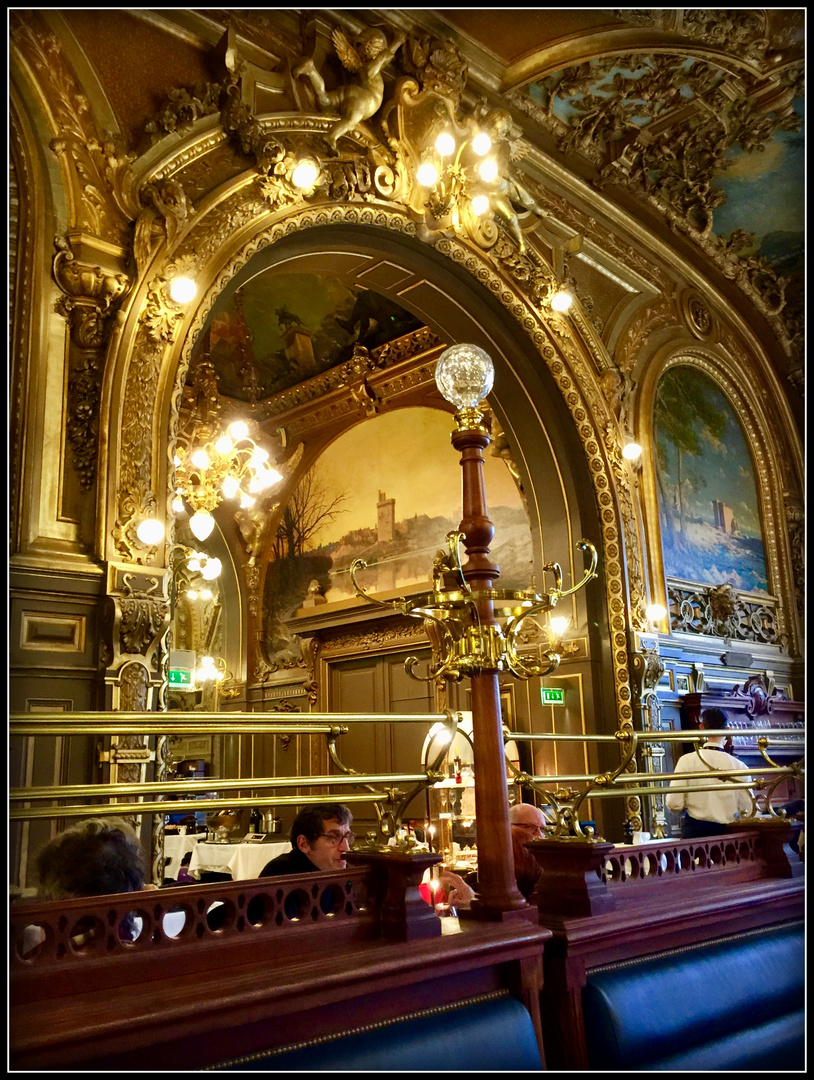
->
[525,820,804,1069]
[10,849,549,1071]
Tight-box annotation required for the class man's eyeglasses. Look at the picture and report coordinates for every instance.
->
[513,822,544,834]
[319,830,356,846]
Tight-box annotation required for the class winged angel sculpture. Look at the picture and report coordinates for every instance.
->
[294,25,406,148]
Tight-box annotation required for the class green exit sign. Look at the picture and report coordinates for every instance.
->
[541,687,565,706]
[168,668,193,687]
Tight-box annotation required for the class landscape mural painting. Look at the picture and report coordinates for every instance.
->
[654,366,768,595]
[263,407,534,662]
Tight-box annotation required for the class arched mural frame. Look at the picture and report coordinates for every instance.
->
[636,342,802,659]
[102,195,645,746]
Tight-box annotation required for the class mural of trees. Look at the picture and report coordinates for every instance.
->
[263,468,349,658]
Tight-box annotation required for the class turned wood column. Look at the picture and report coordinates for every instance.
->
[451,420,527,917]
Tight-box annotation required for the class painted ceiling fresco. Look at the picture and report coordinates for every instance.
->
[196,275,424,403]
[520,54,804,310]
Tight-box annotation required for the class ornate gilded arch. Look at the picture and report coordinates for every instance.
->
[101,158,648,742]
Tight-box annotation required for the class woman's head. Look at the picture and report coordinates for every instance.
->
[35,818,147,900]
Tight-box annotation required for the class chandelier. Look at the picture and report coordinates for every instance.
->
[173,361,282,541]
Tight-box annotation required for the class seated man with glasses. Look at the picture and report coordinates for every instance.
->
[420,801,548,913]
[260,804,355,877]
[510,801,547,899]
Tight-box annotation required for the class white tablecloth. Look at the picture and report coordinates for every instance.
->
[188,840,291,881]
[163,833,201,879]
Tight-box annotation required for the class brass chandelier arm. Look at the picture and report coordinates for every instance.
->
[548,539,599,602]
[503,641,560,680]
[441,529,470,593]
[404,648,463,683]
[349,558,411,611]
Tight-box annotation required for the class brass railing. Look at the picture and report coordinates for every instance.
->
[10,713,803,844]
[9,711,458,826]
[504,726,804,838]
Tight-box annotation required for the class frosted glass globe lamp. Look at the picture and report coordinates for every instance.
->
[435,343,494,410]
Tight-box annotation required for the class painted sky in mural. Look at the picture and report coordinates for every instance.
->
[654,367,768,594]
[712,98,804,275]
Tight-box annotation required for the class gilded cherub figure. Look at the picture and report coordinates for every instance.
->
[294,25,406,149]
[477,108,553,254]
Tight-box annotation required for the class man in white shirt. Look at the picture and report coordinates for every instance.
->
[666,708,754,839]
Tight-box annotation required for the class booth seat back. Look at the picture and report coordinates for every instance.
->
[211,992,542,1072]
[582,920,804,1071]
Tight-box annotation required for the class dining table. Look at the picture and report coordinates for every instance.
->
[188,838,291,882]
[163,832,202,880]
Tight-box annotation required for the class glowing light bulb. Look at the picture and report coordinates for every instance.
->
[435,131,456,156]
[228,421,249,441]
[201,557,222,581]
[189,510,215,541]
[190,449,210,470]
[550,289,573,312]
[199,588,213,601]
[259,466,283,489]
[169,277,197,304]
[478,158,498,183]
[549,616,569,638]
[215,434,233,455]
[622,442,643,461]
[222,475,240,499]
[470,194,490,216]
[646,604,668,624]
[417,160,439,186]
[292,158,319,189]
[187,590,198,601]
[172,496,185,514]
[472,131,491,155]
[250,446,269,468]
[187,557,202,572]
[239,493,256,509]
[136,518,164,546]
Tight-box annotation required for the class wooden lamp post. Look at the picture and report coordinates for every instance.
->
[436,344,528,918]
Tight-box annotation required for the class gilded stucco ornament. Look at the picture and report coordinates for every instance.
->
[11,15,140,244]
[112,478,162,564]
[52,236,130,490]
[53,236,130,346]
[668,583,779,647]
[115,273,191,561]
[507,49,802,352]
[133,179,196,277]
[144,82,226,144]
[628,635,668,837]
[116,573,169,659]
[784,497,804,619]
[293,25,407,149]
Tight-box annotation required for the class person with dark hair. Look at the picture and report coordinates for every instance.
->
[260,804,354,876]
[666,708,754,839]
[35,817,151,899]
[24,818,157,955]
